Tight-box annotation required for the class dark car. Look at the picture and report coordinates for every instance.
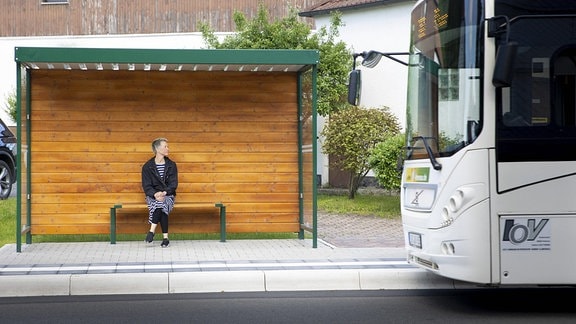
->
[0,118,16,199]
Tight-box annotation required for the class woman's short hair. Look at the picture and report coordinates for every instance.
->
[151,137,168,154]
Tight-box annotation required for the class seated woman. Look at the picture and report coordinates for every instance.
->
[141,137,178,247]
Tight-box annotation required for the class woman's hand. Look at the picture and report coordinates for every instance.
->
[154,191,167,202]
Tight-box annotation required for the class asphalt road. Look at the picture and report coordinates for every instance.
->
[0,289,575,323]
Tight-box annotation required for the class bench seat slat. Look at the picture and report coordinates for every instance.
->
[115,203,221,208]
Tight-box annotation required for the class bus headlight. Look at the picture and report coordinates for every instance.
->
[449,187,474,212]
[441,206,453,227]
[449,190,464,212]
[441,187,477,228]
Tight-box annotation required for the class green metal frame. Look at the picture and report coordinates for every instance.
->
[312,66,318,248]
[15,62,21,252]
[14,47,319,68]
[15,63,33,253]
[297,67,318,248]
[14,47,319,252]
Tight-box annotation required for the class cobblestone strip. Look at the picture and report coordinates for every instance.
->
[317,212,405,248]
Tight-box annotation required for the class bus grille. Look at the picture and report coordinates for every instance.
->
[411,255,439,270]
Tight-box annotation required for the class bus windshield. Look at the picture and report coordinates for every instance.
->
[406,0,484,160]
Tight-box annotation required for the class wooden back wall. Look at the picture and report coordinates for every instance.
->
[28,69,301,235]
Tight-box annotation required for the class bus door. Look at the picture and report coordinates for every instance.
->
[495,14,576,284]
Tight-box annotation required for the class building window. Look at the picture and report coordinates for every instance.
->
[41,0,69,4]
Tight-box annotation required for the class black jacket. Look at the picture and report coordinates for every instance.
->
[141,157,178,198]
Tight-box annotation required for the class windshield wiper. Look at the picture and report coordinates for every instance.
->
[409,136,442,171]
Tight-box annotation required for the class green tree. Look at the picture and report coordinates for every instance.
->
[321,106,400,199]
[199,3,351,116]
[2,89,17,123]
[370,133,405,193]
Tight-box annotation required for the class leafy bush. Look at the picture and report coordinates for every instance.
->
[2,88,16,123]
[370,133,405,192]
[321,106,400,198]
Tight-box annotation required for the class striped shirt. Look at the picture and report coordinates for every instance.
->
[156,163,165,179]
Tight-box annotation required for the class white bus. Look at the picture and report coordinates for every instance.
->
[351,0,576,285]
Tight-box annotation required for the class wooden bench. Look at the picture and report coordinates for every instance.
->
[109,202,226,244]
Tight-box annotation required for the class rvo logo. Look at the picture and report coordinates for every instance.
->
[502,218,549,244]
[411,190,423,206]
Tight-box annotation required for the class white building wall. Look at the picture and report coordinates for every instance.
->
[314,1,414,186]
[316,2,413,127]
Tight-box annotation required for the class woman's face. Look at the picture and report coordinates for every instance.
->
[157,141,169,156]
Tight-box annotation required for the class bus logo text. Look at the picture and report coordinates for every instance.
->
[502,218,549,244]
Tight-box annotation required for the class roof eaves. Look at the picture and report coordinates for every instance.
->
[299,0,411,17]
[14,47,320,72]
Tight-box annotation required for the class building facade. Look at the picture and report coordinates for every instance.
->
[1,0,322,36]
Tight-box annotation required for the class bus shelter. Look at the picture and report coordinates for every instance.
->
[14,47,318,252]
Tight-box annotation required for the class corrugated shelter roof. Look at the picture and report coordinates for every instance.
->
[14,47,319,73]
[299,0,411,17]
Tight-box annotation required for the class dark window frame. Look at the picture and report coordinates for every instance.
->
[41,0,69,5]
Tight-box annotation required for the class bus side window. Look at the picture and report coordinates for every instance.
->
[501,87,531,127]
[553,50,576,128]
[503,111,530,126]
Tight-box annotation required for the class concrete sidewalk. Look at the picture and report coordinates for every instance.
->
[0,213,471,297]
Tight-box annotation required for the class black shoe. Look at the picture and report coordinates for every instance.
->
[145,231,154,243]
[161,238,170,247]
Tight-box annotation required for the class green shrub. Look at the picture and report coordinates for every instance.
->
[370,133,405,192]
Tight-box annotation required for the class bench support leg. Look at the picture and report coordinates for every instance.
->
[218,204,226,242]
[110,207,117,244]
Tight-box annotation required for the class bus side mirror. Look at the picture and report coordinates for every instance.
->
[347,69,361,106]
[493,42,518,88]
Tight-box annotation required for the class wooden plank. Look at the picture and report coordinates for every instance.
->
[31,120,297,133]
[31,192,299,204]
[33,91,296,105]
[31,216,300,235]
[31,70,295,83]
[214,203,299,213]
[30,152,298,163]
[31,182,298,194]
[32,99,297,111]
[30,131,297,143]
[115,223,300,235]
[31,103,296,118]
[30,202,299,214]
[31,142,297,153]
[31,204,122,214]
[31,214,111,224]
[31,71,295,88]
[116,202,219,210]
[226,223,301,233]
[115,224,218,234]
[30,171,298,184]
[31,225,110,235]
